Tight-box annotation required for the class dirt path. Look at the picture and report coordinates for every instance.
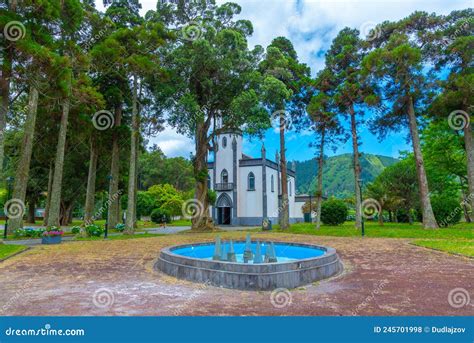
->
[0,232,472,316]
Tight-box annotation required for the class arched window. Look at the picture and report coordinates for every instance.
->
[221,169,228,183]
[289,181,292,196]
[271,175,274,192]
[248,172,255,191]
[222,136,227,148]
[207,175,211,189]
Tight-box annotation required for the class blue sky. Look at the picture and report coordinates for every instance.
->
[96,0,472,161]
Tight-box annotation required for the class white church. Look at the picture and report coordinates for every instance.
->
[207,130,310,226]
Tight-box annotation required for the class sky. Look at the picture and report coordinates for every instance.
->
[97,0,472,162]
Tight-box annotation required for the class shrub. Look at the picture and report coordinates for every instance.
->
[431,195,462,227]
[207,190,217,206]
[12,227,44,238]
[320,199,348,225]
[396,209,411,223]
[85,224,104,237]
[71,226,81,234]
[115,223,126,232]
[151,208,172,224]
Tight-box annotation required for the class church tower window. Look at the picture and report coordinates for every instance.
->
[221,169,228,183]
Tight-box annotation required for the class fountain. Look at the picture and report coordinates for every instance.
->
[243,234,253,263]
[227,240,237,262]
[213,236,221,260]
[156,234,342,290]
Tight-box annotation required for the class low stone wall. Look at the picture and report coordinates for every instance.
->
[155,241,343,290]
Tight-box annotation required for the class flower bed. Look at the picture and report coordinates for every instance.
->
[41,227,64,245]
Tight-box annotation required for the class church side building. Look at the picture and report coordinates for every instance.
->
[207,131,308,226]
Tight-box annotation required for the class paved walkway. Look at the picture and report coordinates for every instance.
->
[0,232,472,316]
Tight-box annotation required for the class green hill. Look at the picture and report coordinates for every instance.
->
[295,153,398,198]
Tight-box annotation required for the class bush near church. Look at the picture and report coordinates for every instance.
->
[151,208,172,224]
[320,198,348,225]
[430,195,462,226]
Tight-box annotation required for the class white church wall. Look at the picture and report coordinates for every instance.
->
[293,199,306,221]
[238,165,262,218]
[266,167,279,221]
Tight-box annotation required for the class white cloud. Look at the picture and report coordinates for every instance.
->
[147,125,194,158]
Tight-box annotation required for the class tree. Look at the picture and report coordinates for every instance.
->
[362,33,438,228]
[428,9,474,219]
[260,37,310,229]
[155,1,268,230]
[139,146,194,191]
[47,0,86,227]
[324,27,372,230]
[3,0,62,230]
[370,155,418,222]
[307,68,346,229]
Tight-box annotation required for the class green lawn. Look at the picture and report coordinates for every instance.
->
[0,244,28,260]
[75,233,166,241]
[273,221,474,239]
[411,239,474,257]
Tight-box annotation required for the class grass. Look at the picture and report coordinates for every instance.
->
[0,244,28,260]
[273,221,474,240]
[75,233,166,241]
[411,239,474,257]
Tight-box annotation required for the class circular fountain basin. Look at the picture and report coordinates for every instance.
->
[156,241,343,290]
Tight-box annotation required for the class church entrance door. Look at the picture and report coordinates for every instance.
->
[217,207,231,225]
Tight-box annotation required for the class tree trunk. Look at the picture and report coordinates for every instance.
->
[191,121,213,231]
[463,119,474,221]
[43,161,54,225]
[315,127,325,230]
[125,76,139,233]
[9,86,39,230]
[349,105,362,229]
[83,136,98,226]
[47,97,70,227]
[407,96,438,228]
[279,112,290,229]
[388,210,393,222]
[107,105,122,229]
[59,202,73,226]
[0,43,12,184]
[378,205,384,226]
[26,198,36,224]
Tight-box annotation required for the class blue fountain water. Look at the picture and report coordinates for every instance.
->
[172,242,326,264]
